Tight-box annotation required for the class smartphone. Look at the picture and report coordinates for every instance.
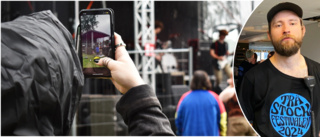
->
[79,8,115,78]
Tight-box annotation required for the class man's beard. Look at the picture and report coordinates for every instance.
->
[271,34,302,57]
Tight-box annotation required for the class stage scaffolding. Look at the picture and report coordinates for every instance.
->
[72,1,194,135]
[133,1,193,91]
[133,0,156,91]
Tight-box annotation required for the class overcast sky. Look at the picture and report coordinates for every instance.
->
[95,14,111,35]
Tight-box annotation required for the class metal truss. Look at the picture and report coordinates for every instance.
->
[134,0,156,91]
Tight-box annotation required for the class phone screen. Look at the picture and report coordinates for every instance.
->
[79,9,114,78]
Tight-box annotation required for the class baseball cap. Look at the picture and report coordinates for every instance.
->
[267,2,303,23]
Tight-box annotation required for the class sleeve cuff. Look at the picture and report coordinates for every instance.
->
[116,84,161,123]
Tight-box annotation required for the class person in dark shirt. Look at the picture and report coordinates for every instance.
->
[236,49,256,91]
[154,20,165,72]
[238,2,320,137]
[210,30,232,94]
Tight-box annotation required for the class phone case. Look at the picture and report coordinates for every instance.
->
[78,8,115,78]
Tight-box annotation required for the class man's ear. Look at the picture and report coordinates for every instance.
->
[267,31,271,40]
[302,25,306,37]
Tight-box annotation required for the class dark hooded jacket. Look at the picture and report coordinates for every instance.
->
[1,10,84,135]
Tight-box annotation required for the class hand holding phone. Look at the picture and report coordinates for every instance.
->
[96,33,145,94]
[79,8,115,78]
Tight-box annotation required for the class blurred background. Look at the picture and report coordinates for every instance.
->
[2,1,262,135]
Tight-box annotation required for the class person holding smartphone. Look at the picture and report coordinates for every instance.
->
[96,33,175,136]
[2,10,174,135]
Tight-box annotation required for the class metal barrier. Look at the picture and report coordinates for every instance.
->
[127,47,193,91]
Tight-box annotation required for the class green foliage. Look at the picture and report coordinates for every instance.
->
[80,15,99,33]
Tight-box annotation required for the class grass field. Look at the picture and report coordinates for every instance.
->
[82,53,104,68]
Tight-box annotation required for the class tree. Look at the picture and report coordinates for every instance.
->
[80,15,99,33]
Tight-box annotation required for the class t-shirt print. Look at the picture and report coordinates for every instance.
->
[270,93,311,136]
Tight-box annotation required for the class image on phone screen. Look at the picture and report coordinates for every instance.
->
[80,9,114,77]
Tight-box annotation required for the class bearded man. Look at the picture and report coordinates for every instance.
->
[238,2,320,137]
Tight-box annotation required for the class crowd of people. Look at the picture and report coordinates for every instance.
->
[82,40,111,57]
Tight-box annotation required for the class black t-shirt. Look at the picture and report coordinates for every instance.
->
[238,57,320,137]
[210,41,228,56]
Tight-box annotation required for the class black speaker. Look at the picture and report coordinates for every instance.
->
[83,78,116,95]
[156,73,174,108]
[197,42,214,75]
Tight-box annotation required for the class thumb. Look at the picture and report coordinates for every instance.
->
[96,57,117,70]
